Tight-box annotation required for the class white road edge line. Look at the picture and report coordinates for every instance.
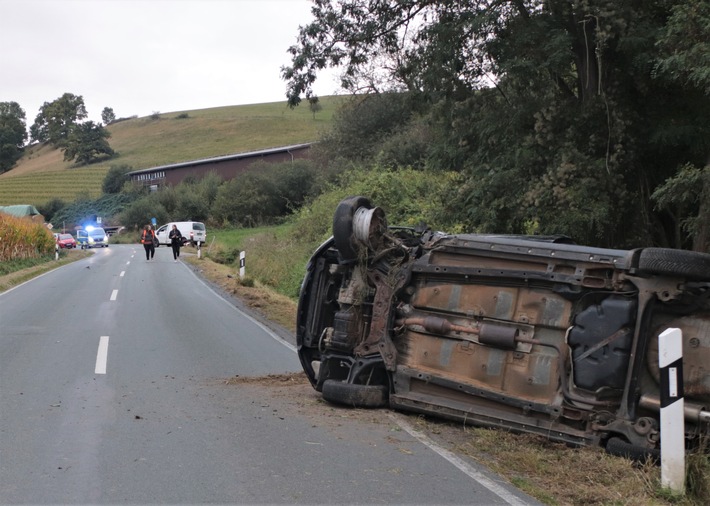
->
[95,336,109,374]
[110,289,118,301]
[388,413,532,506]
[183,263,296,353]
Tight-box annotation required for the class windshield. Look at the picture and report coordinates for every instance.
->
[59,234,73,240]
[89,228,106,238]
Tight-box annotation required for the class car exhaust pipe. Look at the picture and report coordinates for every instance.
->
[639,393,710,424]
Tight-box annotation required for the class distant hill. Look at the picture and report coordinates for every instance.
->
[0,97,344,207]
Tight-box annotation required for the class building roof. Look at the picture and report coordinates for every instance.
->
[127,143,313,176]
[0,204,42,217]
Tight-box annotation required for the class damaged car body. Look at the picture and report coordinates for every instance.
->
[297,196,710,458]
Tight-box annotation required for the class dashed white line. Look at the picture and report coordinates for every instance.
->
[110,289,118,301]
[120,271,125,277]
[95,336,109,374]
[126,261,131,265]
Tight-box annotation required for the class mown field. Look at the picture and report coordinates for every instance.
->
[0,96,344,206]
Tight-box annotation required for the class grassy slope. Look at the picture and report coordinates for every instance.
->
[0,97,343,206]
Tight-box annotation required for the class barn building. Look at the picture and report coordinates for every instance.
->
[127,143,313,189]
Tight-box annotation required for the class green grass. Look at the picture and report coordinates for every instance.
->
[0,96,346,208]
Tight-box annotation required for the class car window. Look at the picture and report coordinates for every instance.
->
[193,223,205,231]
[59,234,73,239]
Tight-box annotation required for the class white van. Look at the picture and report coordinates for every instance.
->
[155,221,206,247]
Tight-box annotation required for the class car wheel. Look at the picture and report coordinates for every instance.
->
[638,248,710,280]
[333,196,372,261]
[605,436,659,463]
[321,379,388,408]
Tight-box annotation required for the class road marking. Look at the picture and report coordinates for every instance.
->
[126,261,131,265]
[389,413,532,506]
[185,265,297,352]
[95,336,109,374]
[120,271,125,277]
[110,289,118,301]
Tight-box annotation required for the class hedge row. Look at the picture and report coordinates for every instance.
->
[0,214,56,262]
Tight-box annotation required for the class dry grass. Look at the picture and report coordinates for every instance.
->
[182,254,297,333]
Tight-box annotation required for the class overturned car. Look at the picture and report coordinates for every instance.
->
[297,196,710,458]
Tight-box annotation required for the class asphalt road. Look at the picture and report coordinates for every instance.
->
[0,245,539,505]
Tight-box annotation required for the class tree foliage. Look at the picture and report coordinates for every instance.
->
[30,93,87,146]
[283,0,710,250]
[212,160,318,227]
[102,164,133,194]
[63,121,115,165]
[0,101,27,173]
[101,107,116,125]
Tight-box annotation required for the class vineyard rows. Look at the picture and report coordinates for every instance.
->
[0,168,108,206]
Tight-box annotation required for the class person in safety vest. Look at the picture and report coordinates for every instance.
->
[141,224,156,261]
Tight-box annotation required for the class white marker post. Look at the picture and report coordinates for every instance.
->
[197,241,202,259]
[239,251,246,278]
[659,327,685,494]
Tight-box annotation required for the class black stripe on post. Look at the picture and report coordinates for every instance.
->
[660,358,684,409]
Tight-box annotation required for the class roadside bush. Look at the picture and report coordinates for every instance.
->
[38,197,66,223]
[0,214,55,261]
[210,160,318,227]
[119,196,168,230]
[289,166,465,246]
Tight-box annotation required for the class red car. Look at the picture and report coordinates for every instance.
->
[56,233,77,249]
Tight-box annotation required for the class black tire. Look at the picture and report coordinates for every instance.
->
[321,379,388,408]
[605,436,659,463]
[333,196,371,261]
[638,248,710,280]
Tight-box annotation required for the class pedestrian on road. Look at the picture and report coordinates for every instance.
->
[169,224,183,262]
[141,224,156,261]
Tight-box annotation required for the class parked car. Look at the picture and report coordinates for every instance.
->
[297,196,710,459]
[56,233,77,249]
[76,226,109,249]
[155,221,206,247]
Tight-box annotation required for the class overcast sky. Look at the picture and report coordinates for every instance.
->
[0,0,340,124]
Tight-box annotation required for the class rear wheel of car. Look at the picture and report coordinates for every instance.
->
[321,379,388,408]
[333,196,372,261]
[638,248,710,280]
[605,436,659,462]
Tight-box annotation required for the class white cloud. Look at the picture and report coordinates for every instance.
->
[0,0,340,122]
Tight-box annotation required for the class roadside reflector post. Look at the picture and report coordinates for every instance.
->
[239,251,246,278]
[197,241,202,259]
[659,327,685,495]
[55,243,59,261]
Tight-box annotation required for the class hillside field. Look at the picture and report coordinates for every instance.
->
[0,96,344,207]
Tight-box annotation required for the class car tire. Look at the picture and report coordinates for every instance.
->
[605,436,659,463]
[638,248,710,280]
[333,196,372,261]
[321,379,388,408]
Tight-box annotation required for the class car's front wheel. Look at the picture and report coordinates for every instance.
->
[321,380,389,408]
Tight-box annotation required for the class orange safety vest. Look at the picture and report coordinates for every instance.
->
[141,229,154,244]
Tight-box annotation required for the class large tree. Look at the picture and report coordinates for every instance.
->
[30,93,87,146]
[0,101,27,173]
[62,121,115,165]
[282,0,710,250]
